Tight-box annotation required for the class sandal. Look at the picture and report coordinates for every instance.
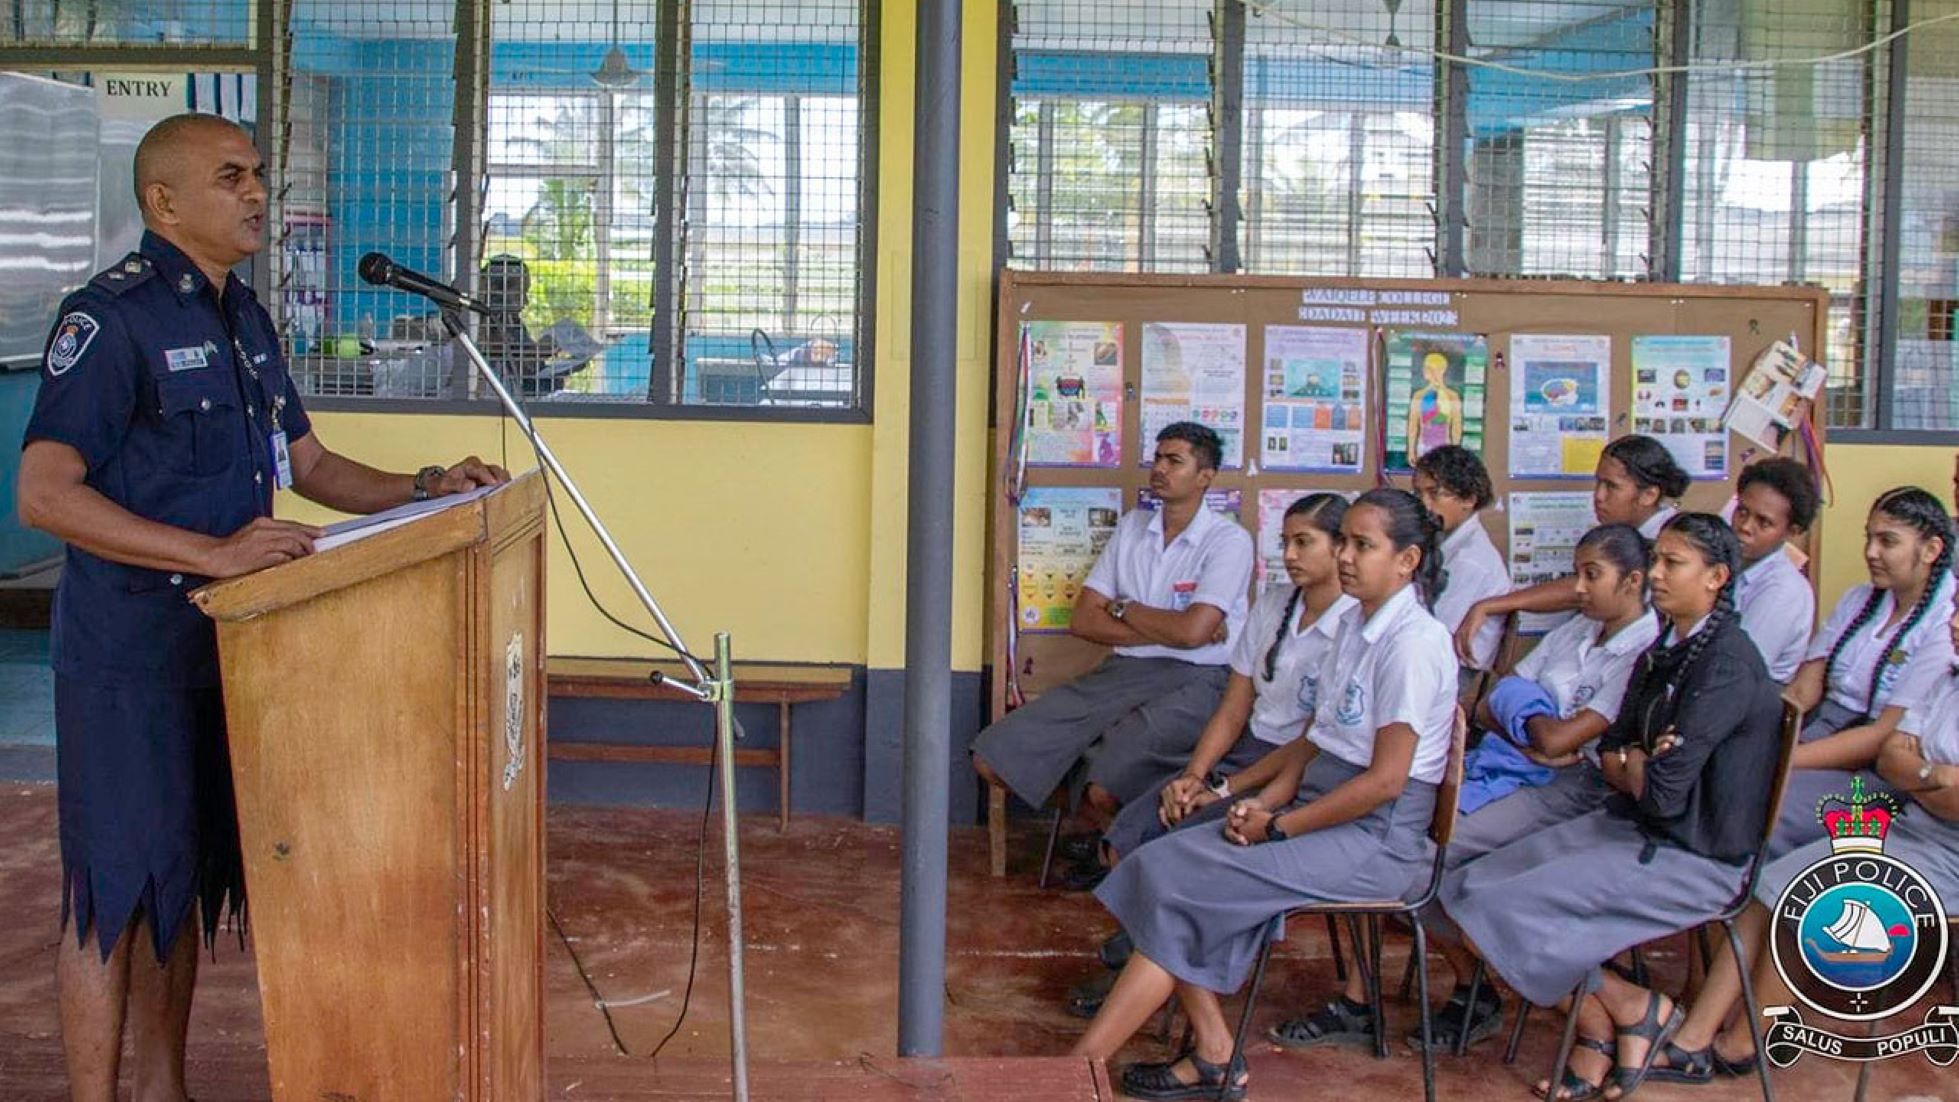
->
[1057,832,1103,864]
[1533,1036,1614,1101]
[1118,1049,1248,1101]
[1642,1040,1714,1085]
[1099,929,1134,971]
[1711,1045,1758,1078]
[1406,985,1504,1052]
[1606,993,1683,1100]
[1064,970,1115,1019]
[1267,998,1375,1050]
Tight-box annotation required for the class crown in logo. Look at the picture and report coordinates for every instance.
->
[1816,775,1902,854]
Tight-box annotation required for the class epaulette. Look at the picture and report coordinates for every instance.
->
[88,253,156,296]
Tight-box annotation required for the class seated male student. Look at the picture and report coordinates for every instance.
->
[973,422,1255,871]
[1728,456,1819,682]
[1411,445,1511,679]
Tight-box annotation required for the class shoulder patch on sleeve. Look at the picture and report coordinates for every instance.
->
[88,254,155,296]
[46,311,102,376]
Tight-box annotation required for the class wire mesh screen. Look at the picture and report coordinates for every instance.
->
[1892,0,1959,431]
[2,0,253,46]
[1681,0,1874,429]
[683,0,865,408]
[1461,1,1655,279]
[280,1,456,398]
[1241,0,1438,277]
[1006,0,1216,272]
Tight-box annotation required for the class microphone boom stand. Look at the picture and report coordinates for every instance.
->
[440,311,750,1101]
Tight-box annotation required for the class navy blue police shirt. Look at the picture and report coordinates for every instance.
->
[24,230,312,688]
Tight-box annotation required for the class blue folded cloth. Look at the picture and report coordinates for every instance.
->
[1459,677,1560,815]
[1486,675,1558,749]
[1459,737,1556,815]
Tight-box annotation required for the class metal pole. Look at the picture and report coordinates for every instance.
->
[1873,0,1911,432]
[1213,0,1246,273]
[440,312,711,692]
[898,0,960,1059]
[712,633,750,1102]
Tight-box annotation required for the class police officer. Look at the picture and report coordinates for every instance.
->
[16,113,506,1101]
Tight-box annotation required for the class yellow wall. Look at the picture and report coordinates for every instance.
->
[1812,443,1955,619]
[293,0,1000,671]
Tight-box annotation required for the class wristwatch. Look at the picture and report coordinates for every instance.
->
[1107,599,1130,621]
[411,465,447,502]
[1204,769,1232,799]
[1265,816,1290,844]
[1919,761,1940,786]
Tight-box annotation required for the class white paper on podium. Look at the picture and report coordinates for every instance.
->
[314,483,502,553]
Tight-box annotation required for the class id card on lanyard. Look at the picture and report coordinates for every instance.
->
[270,430,293,491]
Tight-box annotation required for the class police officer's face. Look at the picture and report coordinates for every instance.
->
[152,125,268,267]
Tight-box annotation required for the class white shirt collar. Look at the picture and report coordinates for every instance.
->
[1359,583,1421,644]
[1147,499,1217,546]
[1663,612,1712,646]
[1597,609,1658,655]
[1442,518,1485,556]
[1295,591,1356,640]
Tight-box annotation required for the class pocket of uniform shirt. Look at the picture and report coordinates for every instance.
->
[1171,580,1198,612]
[154,373,243,478]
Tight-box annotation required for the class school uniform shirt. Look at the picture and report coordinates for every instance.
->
[1899,657,1959,766]
[1307,583,1459,784]
[1804,572,1957,717]
[1736,550,1815,683]
[1512,608,1662,762]
[1229,587,1358,746]
[1083,503,1256,665]
[1433,517,1513,669]
[1637,505,1680,541]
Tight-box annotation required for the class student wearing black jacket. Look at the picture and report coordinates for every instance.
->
[1430,513,1782,1101]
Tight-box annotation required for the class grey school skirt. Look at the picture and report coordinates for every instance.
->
[1767,700,1898,862]
[1101,727,1279,859]
[1448,761,1611,870]
[1094,753,1436,993]
[1438,809,1748,1006]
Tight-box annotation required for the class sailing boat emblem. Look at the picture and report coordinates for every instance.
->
[1807,896,1901,965]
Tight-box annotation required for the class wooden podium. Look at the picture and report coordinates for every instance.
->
[193,472,548,1101]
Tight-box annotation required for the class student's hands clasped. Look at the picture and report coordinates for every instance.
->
[1159,773,1220,827]
[1224,799,1276,845]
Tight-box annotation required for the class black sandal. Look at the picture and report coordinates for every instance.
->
[1267,998,1376,1049]
[1119,1050,1248,1102]
[1607,993,1683,1100]
[1711,1045,1759,1077]
[1533,1036,1615,1101]
[1406,985,1504,1051]
[1642,1040,1714,1084]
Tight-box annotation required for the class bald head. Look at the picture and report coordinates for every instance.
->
[133,113,253,220]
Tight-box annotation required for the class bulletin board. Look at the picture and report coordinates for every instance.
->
[988,271,1831,721]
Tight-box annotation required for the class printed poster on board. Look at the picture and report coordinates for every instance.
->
[1261,325,1368,475]
[1383,331,1488,472]
[1140,322,1247,469]
[1022,321,1123,468]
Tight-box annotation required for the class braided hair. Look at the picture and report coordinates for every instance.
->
[1635,513,1742,720]
[1821,487,1956,714]
[1351,487,1450,611]
[1261,493,1350,682]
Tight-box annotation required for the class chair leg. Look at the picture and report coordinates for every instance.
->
[1628,944,1649,988]
[1545,984,1585,1102]
[1723,918,1778,1102]
[1326,914,1347,984]
[1398,941,1417,1001]
[1458,960,1486,1058]
[1412,917,1437,1102]
[988,784,1007,878]
[1696,924,1716,973]
[1037,806,1064,889]
[1504,988,1531,1066]
[1853,1061,1871,1102]
[1224,934,1278,1102]
[1368,916,1390,1060]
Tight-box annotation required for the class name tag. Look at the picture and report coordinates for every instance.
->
[270,430,293,491]
[164,345,209,372]
[1171,580,1198,612]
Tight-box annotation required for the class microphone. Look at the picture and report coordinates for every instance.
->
[357,252,489,316]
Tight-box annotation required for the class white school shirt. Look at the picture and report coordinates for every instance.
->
[1736,550,1815,683]
[1898,659,1959,766]
[1433,517,1512,670]
[1514,608,1661,726]
[1307,583,1460,784]
[1636,505,1679,540]
[1229,587,1358,746]
[1083,503,1256,665]
[1804,572,1958,716]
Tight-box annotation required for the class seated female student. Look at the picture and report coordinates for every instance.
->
[1454,435,1688,664]
[1771,486,1955,858]
[1389,524,1659,1053]
[1430,514,1782,1101]
[1069,489,1458,1101]
[1727,457,1820,683]
[1413,445,1513,675]
[1099,493,1356,862]
[1642,601,1959,1083]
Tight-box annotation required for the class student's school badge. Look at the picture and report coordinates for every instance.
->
[47,311,100,376]
[1762,776,1957,1068]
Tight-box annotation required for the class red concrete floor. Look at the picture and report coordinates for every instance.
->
[0,780,1947,1100]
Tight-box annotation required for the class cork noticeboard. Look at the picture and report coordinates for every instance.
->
[989,271,1830,722]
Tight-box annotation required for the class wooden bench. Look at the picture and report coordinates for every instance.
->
[545,657,854,829]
